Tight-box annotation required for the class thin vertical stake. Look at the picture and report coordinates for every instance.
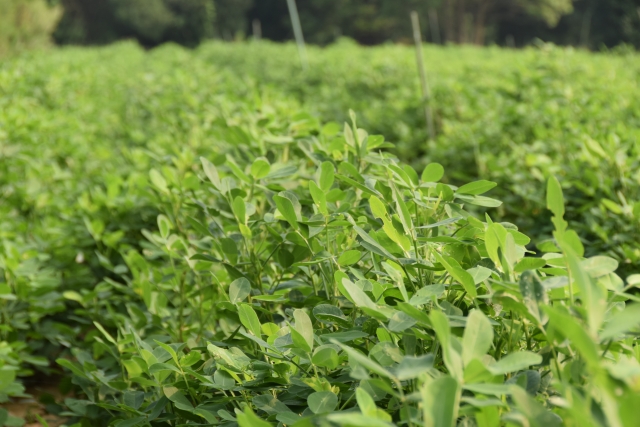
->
[252,19,262,41]
[286,0,308,71]
[411,11,435,141]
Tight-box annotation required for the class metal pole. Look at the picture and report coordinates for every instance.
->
[411,11,435,141]
[286,0,308,71]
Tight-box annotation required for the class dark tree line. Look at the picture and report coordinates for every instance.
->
[49,0,640,49]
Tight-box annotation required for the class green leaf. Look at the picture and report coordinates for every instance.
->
[488,351,542,375]
[194,408,219,424]
[63,291,84,304]
[114,417,146,427]
[546,176,564,217]
[321,330,368,342]
[353,225,397,260]
[467,266,493,284]
[273,194,299,230]
[149,363,181,375]
[229,278,251,304]
[335,342,395,380]
[186,216,212,237]
[157,215,171,239]
[388,311,417,332]
[237,406,272,427]
[313,304,350,327]
[463,383,515,396]
[163,386,194,411]
[388,164,413,186]
[430,310,463,381]
[562,229,584,257]
[293,309,314,352]
[356,387,377,417]
[308,391,338,414]
[421,376,460,427]
[309,181,328,215]
[462,310,493,366]
[484,223,505,268]
[421,163,445,182]
[600,304,640,340]
[200,157,220,189]
[0,370,16,392]
[252,394,291,415]
[326,413,394,427]
[338,249,362,266]
[456,194,503,207]
[232,196,246,224]
[93,321,118,346]
[153,341,179,365]
[56,359,88,379]
[238,303,262,338]
[383,262,409,303]
[560,241,607,335]
[392,354,434,380]
[514,258,547,273]
[336,174,380,197]
[581,256,619,278]
[543,306,600,369]
[393,188,413,234]
[416,216,463,229]
[519,271,547,324]
[369,195,388,219]
[312,346,339,369]
[226,155,251,183]
[276,412,301,425]
[435,253,477,298]
[339,277,378,312]
[511,386,563,427]
[250,157,270,179]
[457,180,497,195]
[149,169,168,193]
[213,369,236,389]
[319,161,335,192]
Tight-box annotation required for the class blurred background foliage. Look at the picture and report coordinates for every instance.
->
[0,0,62,56]
[1,0,640,56]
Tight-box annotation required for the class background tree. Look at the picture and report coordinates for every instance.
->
[54,0,215,47]
[439,0,574,45]
[0,0,62,55]
[41,0,640,49]
[214,0,253,40]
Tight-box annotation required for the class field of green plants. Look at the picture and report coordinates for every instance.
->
[1,40,639,427]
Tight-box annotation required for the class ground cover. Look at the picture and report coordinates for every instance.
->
[201,40,640,276]
[0,41,639,427]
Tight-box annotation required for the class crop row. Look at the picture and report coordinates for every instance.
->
[0,42,638,426]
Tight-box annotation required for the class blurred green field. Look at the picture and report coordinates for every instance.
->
[1,41,639,427]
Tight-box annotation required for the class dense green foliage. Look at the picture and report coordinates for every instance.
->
[201,40,640,277]
[0,42,639,427]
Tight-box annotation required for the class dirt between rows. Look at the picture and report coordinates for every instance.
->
[2,378,68,427]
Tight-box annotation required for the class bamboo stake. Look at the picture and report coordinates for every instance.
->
[286,0,308,71]
[410,11,435,141]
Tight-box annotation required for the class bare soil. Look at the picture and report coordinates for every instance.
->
[1,378,69,427]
